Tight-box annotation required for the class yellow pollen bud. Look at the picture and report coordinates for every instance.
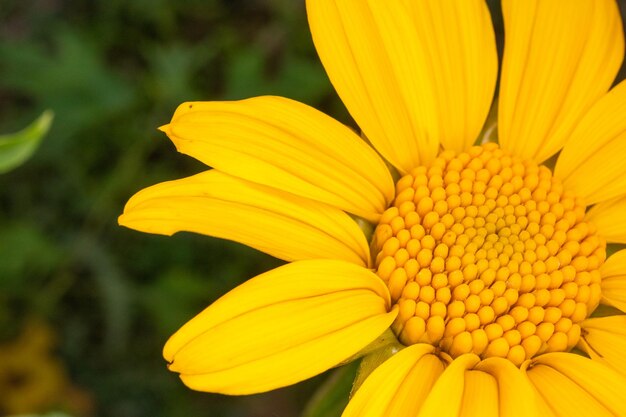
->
[450,331,473,356]
[372,144,605,366]
[517,321,536,339]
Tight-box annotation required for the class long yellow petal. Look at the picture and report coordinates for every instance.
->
[580,316,626,376]
[534,395,559,417]
[417,354,480,417]
[388,0,498,155]
[119,170,370,265]
[600,249,626,312]
[307,0,433,173]
[307,0,497,173]
[585,195,626,243]
[528,353,626,416]
[459,370,498,417]
[476,357,538,417]
[555,80,626,204]
[160,96,394,222]
[163,259,396,394]
[342,344,444,417]
[499,0,624,163]
[526,363,612,417]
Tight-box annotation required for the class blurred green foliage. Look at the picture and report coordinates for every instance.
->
[301,361,359,417]
[0,1,337,416]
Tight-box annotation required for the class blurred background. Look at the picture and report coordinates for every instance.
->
[0,1,624,416]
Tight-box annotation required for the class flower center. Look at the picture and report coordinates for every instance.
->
[372,143,606,366]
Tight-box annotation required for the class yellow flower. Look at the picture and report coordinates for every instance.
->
[120,1,626,415]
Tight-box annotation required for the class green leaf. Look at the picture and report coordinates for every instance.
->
[301,361,360,417]
[0,110,53,174]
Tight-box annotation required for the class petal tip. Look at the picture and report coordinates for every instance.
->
[117,213,127,227]
[163,337,178,364]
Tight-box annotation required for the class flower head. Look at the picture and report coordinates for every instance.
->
[120,1,626,416]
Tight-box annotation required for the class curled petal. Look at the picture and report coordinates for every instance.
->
[120,170,370,265]
[161,96,394,221]
[164,260,396,395]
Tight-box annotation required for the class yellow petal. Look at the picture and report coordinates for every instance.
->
[555,80,626,204]
[585,195,626,243]
[516,362,558,417]
[161,96,394,222]
[119,170,370,265]
[459,370,498,417]
[600,249,626,312]
[476,357,538,417]
[417,354,480,417]
[402,0,498,155]
[307,0,497,173]
[499,0,624,163]
[534,395,559,417]
[580,316,626,376]
[525,363,612,417]
[342,344,443,417]
[527,353,626,417]
[164,259,396,395]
